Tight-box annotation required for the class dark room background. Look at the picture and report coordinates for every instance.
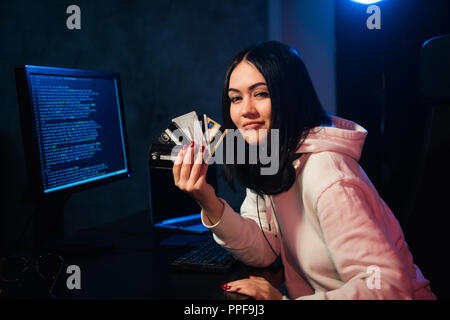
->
[1,0,449,299]
[1,0,268,249]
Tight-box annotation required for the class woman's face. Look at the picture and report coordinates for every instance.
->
[228,60,271,145]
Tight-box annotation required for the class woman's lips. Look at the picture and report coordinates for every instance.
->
[243,122,264,129]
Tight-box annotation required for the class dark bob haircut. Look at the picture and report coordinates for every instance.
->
[221,41,331,196]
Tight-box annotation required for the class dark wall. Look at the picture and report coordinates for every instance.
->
[336,0,450,222]
[335,0,450,298]
[0,0,266,253]
[335,0,387,211]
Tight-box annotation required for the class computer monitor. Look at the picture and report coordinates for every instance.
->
[15,65,131,249]
[15,65,131,196]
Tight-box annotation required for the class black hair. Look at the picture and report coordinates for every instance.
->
[221,41,331,196]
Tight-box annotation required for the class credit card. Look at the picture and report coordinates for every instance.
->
[157,122,191,146]
[172,111,197,142]
[205,125,227,163]
[151,112,227,168]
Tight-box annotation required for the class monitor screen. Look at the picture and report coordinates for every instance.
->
[16,65,131,195]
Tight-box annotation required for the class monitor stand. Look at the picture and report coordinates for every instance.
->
[31,192,114,258]
[32,192,68,257]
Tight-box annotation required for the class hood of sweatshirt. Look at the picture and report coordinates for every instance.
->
[297,116,368,161]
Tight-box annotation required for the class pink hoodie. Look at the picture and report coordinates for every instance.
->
[201,116,436,300]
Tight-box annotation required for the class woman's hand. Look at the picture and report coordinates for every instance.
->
[172,141,211,202]
[172,141,224,224]
[222,276,283,300]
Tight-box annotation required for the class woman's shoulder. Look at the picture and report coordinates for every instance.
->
[298,151,368,198]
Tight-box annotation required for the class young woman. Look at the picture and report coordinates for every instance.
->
[172,41,436,300]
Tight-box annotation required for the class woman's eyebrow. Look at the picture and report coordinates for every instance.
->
[228,82,267,93]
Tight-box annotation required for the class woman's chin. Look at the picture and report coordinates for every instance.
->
[240,128,269,145]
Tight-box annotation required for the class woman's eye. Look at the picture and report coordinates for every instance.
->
[230,96,241,103]
[255,92,269,98]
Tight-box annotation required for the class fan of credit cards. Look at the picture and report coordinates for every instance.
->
[149,111,226,169]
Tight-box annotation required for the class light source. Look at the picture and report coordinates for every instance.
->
[351,0,383,4]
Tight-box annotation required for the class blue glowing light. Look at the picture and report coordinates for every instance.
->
[351,0,383,4]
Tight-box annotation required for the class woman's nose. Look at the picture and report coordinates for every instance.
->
[241,98,258,117]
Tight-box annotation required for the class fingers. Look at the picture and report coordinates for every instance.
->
[173,142,208,190]
[180,141,195,182]
[199,154,209,178]
[226,277,266,289]
[221,276,282,300]
[190,145,206,183]
[222,279,257,299]
[172,144,188,185]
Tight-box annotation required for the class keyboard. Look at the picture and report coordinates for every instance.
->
[170,240,239,273]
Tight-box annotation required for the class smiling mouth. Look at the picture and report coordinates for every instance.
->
[243,122,265,129]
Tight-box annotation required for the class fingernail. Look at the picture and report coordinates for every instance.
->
[221,284,231,290]
[236,288,241,292]
[190,141,194,147]
[201,145,205,152]
[182,144,188,150]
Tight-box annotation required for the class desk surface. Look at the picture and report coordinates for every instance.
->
[53,243,255,300]
[2,211,282,300]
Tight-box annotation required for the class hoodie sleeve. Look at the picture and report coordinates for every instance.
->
[296,179,415,300]
[201,188,280,268]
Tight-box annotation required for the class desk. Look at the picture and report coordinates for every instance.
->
[1,211,283,300]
